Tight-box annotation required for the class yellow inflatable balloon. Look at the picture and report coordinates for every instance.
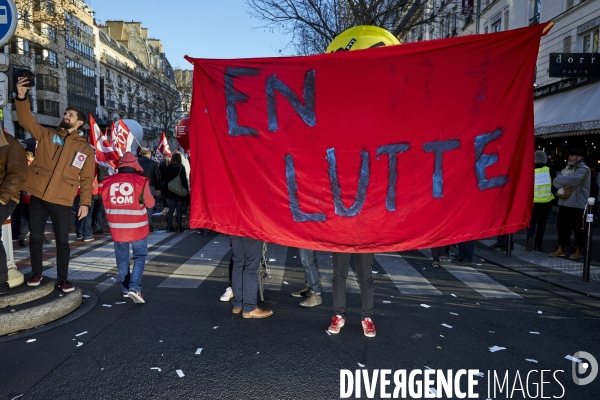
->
[326,26,400,53]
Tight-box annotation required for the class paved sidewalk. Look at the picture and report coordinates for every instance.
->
[474,241,600,301]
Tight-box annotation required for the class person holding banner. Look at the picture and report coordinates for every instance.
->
[328,253,376,337]
[15,77,95,293]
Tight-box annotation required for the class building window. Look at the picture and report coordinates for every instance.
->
[65,11,94,61]
[37,74,59,92]
[491,18,502,33]
[35,47,57,67]
[563,36,572,53]
[566,0,575,8]
[34,23,57,42]
[529,0,541,25]
[582,28,599,53]
[37,100,60,117]
[504,11,509,31]
[66,58,96,116]
[10,37,30,55]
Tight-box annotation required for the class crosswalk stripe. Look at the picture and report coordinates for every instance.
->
[157,235,231,288]
[315,251,360,293]
[96,231,194,292]
[39,232,176,281]
[418,249,521,298]
[375,252,443,295]
[440,263,521,298]
[263,244,290,291]
[17,236,113,276]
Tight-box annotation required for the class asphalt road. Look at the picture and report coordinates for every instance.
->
[1,231,599,400]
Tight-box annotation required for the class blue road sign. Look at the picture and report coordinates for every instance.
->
[0,0,16,48]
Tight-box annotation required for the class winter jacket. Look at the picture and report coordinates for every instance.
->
[553,160,591,209]
[15,98,95,207]
[164,162,189,202]
[138,156,161,188]
[0,132,28,204]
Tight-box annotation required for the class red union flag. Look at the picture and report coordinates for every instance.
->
[88,114,119,169]
[157,131,172,158]
[185,23,551,252]
[111,120,133,157]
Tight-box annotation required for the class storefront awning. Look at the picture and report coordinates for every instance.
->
[534,81,600,137]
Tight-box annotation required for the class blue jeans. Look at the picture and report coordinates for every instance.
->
[114,238,148,293]
[299,249,321,293]
[458,241,474,262]
[231,236,263,313]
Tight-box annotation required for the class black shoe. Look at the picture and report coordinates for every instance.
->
[149,226,154,232]
[177,225,185,232]
[167,225,175,232]
[18,239,26,247]
[93,229,104,235]
[451,257,465,264]
[0,281,9,295]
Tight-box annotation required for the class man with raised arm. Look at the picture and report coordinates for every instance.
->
[15,77,95,292]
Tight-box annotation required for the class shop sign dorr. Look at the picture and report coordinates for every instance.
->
[549,53,600,78]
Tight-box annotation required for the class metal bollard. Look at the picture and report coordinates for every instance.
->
[583,197,595,283]
[506,233,512,258]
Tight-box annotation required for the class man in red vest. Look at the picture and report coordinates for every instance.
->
[102,152,154,303]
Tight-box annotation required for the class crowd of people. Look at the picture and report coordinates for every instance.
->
[0,77,595,338]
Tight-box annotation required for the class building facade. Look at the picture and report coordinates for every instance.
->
[402,0,600,171]
[3,1,180,152]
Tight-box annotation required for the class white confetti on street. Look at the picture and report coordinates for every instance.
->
[420,304,431,308]
[176,369,185,378]
[526,359,538,363]
[489,346,506,353]
[358,363,365,368]
[75,331,88,337]
[195,348,202,355]
[441,324,453,329]
[26,339,36,343]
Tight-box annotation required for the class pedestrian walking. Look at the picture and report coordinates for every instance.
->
[102,152,154,304]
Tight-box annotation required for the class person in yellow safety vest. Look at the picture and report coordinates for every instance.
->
[526,151,555,252]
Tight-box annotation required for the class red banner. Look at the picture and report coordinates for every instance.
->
[185,24,549,252]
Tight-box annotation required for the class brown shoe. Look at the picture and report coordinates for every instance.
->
[232,307,242,314]
[569,248,583,260]
[242,308,273,319]
[549,246,566,257]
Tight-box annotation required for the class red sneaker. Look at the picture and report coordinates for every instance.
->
[328,315,345,334]
[27,274,43,287]
[362,318,376,338]
[57,281,75,293]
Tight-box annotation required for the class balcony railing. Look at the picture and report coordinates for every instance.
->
[529,13,540,26]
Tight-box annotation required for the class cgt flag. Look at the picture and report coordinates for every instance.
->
[111,120,133,157]
[157,131,172,158]
[89,114,119,170]
[185,23,552,252]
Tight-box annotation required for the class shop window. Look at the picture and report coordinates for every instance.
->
[581,28,599,53]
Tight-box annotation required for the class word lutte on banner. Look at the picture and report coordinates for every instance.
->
[185,22,553,252]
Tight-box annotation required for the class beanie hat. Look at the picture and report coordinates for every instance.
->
[118,152,143,173]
